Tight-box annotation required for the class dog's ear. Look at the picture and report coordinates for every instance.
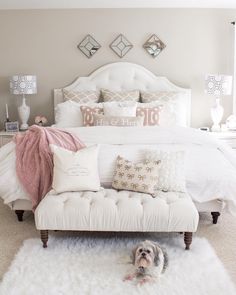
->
[131,246,138,265]
[162,248,169,273]
[153,245,160,266]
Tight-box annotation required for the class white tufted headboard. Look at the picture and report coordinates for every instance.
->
[54,62,191,126]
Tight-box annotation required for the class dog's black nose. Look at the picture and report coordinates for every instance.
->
[141,252,146,257]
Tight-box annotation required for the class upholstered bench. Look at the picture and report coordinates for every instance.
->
[35,188,199,250]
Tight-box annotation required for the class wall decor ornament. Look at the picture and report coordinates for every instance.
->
[77,35,101,58]
[143,34,166,58]
[110,34,133,58]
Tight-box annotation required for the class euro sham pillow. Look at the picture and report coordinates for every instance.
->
[101,89,139,102]
[93,114,144,127]
[80,105,104,126]
[63,89,100,103]
[103,101,137,117]
[112,156,161,195]
[50,144,100,193]
[145,150,186,193]
[140,91,187,127]
[54,100,84,128]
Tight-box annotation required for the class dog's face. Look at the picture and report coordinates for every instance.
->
[133,240,160,268]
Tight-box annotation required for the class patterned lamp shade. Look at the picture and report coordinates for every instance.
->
[10,75,37,95]
[205,74,232,96]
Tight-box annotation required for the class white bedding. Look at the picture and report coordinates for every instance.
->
[1,126,236,214]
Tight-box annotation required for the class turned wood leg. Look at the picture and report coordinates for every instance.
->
[184,232,192,250]
[15,210,24,222]
[40,230,48,248]
[211,212,220,224]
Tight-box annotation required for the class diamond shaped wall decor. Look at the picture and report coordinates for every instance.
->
[110,34,133,58]
[77,35,101,58]
[143,34,166,58]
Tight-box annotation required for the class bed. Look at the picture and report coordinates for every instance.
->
[1,62,235,223]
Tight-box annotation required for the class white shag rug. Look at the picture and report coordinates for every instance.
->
[0,236,235,295]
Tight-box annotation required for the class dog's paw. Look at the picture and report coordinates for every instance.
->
[123,274,134,281]
[138,277,154,286]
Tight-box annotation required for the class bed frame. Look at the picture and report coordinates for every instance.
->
[10,62,223,223]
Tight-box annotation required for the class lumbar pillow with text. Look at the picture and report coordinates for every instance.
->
[93,114,144,127]
[112,155,161,195]
[50,144,100,193]
[145,150,186,192]
[101,89,139,102]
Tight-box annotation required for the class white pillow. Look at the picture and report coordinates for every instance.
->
[145,150,186,193]
[103,101,137,117]
[140,91,187,127]
[50,144,101,193]
[54,101,103,128]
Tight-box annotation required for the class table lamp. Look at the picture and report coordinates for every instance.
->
[205,74,232,132]
[10,75,37,130]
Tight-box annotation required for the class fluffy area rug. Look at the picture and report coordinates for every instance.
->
[0,235,235,295]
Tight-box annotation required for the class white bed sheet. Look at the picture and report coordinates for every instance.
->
[1,126,236,214]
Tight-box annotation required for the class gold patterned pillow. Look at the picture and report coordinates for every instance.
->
[101,89,140,102]
[112,156,161,195]
[63,89,100,103]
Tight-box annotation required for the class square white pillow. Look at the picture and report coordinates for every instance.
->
[103,101,137,117]
[145,150,186,193]
[50,144,101,193]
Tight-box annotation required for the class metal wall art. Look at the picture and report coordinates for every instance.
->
[143,34,166,58]
[77,34,166,59]
[110,34,133,58]
[77,35,101,58]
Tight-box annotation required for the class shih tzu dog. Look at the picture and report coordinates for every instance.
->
[124,240,168,285]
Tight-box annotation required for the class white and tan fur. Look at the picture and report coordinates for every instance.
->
[124,240,168,285]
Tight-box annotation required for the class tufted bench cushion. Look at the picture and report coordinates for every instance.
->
[35,188,199,232]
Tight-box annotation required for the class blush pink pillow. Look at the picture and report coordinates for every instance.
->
[136,107,161,126]
[80,106,104,126]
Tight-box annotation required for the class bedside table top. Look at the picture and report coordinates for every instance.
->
[0,131,19,136]
[210,131,236,139]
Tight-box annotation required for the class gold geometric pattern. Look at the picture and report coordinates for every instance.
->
[63,89,100,103]
[112,156,161,195]
[101,89,139,102]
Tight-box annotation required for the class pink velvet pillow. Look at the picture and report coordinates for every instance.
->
[136,106,161,126]
[80,106,104,126]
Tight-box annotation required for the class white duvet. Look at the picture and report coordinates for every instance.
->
[1,126,236,214]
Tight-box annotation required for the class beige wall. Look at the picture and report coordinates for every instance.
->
[0,8,235,128]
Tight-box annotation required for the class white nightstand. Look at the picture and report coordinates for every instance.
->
[210,131,236,150]
[0,131,17,147]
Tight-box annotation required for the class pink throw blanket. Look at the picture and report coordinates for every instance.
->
[14,125,85,210]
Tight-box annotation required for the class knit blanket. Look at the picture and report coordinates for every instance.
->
[14,125,85,210]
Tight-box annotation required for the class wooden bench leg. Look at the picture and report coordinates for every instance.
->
[40,230,48,248]
[211,212,220,224]
[184,232,192,250]
[15,210,24,222]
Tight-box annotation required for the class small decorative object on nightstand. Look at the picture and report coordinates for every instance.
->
[35,115,48,126]
[9,75,37,131]
[205,74,232,132]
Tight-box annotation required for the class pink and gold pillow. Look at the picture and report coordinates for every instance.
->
[80,106,104,126]
[136,106,161,126]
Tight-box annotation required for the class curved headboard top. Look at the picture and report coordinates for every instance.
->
[54,62,191,125]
